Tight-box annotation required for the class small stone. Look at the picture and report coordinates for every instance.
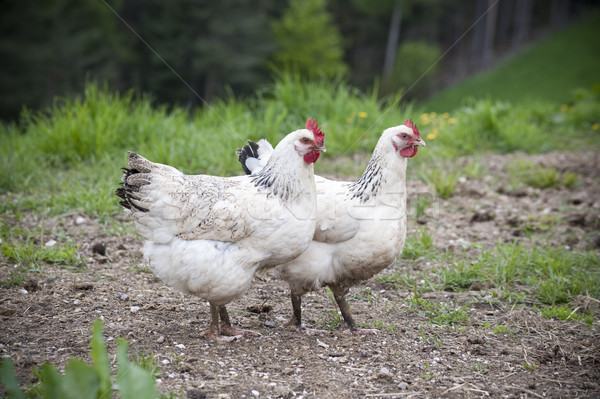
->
[251,390,259,397]
[73,299,82,305]
[471,211,494,223]
[379,367,390,375]
[130,306,141,313]
[157,335,165,343]
[176,343,185,349]
[92,242,107,256]
[44,240,57,247]
[19,289,28,295]
[23,279,40,292]
[398,382,408,390]
[116,292,129,301]
[187,389,207,399]
[161,359,170,365]
[316,339,329,348]
[75,216,86,225]
[264,320,278,328]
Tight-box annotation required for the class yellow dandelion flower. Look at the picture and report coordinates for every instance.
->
[592,123,599,131]
[358,111,367,118]
[427,133,436,140]
[448,117,457,125]
[429,112,437,118]
[560,104,570,112]
[442,112,450,118]
[432,128,438,134]
[420,113,430,125]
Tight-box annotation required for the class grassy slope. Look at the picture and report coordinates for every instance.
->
[424,10,600,112]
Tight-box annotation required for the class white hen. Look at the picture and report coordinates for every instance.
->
[238,120,424,333]
[116,120,325,340]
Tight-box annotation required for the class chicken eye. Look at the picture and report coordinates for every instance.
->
[401,133,408,139]
[301,138,311,144]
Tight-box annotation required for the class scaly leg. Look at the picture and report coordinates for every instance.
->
[331,286,377,335]
[199,303,222,341]
[284,292,326,335]
[219,305,260,338]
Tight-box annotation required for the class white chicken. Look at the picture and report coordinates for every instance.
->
[116,120,326,341]
[237,120,424,333]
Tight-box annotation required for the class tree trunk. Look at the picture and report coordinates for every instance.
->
[482,0,499,67]
[551,0,571,28]
[511,0,533,49]
[382,0,403,79]
[469,0,488,71]
[496,0,514,50]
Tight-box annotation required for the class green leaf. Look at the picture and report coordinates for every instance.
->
[62,359,101,399]
[116,338,157,399]
[90,319,112,398]
[37,363,64,399]
[0,358,26,399]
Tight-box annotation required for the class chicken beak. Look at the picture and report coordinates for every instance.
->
[315,143,327,153]
[414,137,426,147]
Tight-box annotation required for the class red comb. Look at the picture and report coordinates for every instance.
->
[306,118,325,145]
[404,119,420,137]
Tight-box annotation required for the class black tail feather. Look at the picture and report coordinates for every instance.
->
[115,167,149,212]
[236,140,259,175]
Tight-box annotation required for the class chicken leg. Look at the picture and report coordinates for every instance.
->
[198,304,254,342]
[284,293,326,335]
[331,285,377,335]
[218,306,261,338]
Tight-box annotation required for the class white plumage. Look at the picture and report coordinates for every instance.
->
[117,123,325,340]
[238,121,425,333]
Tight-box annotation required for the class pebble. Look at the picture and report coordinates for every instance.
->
[116,292,129,301]
[379,367,390,375]
[130,306,141,313]
[316,339,329,348]
[251,390,259,397]
[44,239,57,247]
[73,299,82,305]
[398,382,408,390]
[162,359,170,364]
[75,216,86,225]
[264,320,278,328]
[19,289,28,295]
[176,343,185,349]
[157,335,165,343]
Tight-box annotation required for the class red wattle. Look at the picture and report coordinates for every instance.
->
[400,146,418,158]
[303,150,320,164]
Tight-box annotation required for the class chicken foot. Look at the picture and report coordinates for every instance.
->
[284,293,327,335]
[218,306,261,338]
[198,304,258,342]
[331,286,378,335]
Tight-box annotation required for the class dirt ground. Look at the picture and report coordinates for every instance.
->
[1,151,600,398]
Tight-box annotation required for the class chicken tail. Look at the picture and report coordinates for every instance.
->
[115,152,181,212]
[236,139,273,175]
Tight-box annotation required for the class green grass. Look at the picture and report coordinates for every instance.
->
[400,228,437,260]
[508,160,579,189]
[0,221,85,286]
[408,293,469,328]
[424,10,600,111]
[436,242,600,305]
[1,73,599,218]
[538,304,594,326]
[0,320,180,399]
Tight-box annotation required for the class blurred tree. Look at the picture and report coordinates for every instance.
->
[271,0,348,78]
[0,0,124,119]
[131,0,276,104]
[381,40,441,99]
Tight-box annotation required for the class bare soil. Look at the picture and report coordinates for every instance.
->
[1,151,600,398]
